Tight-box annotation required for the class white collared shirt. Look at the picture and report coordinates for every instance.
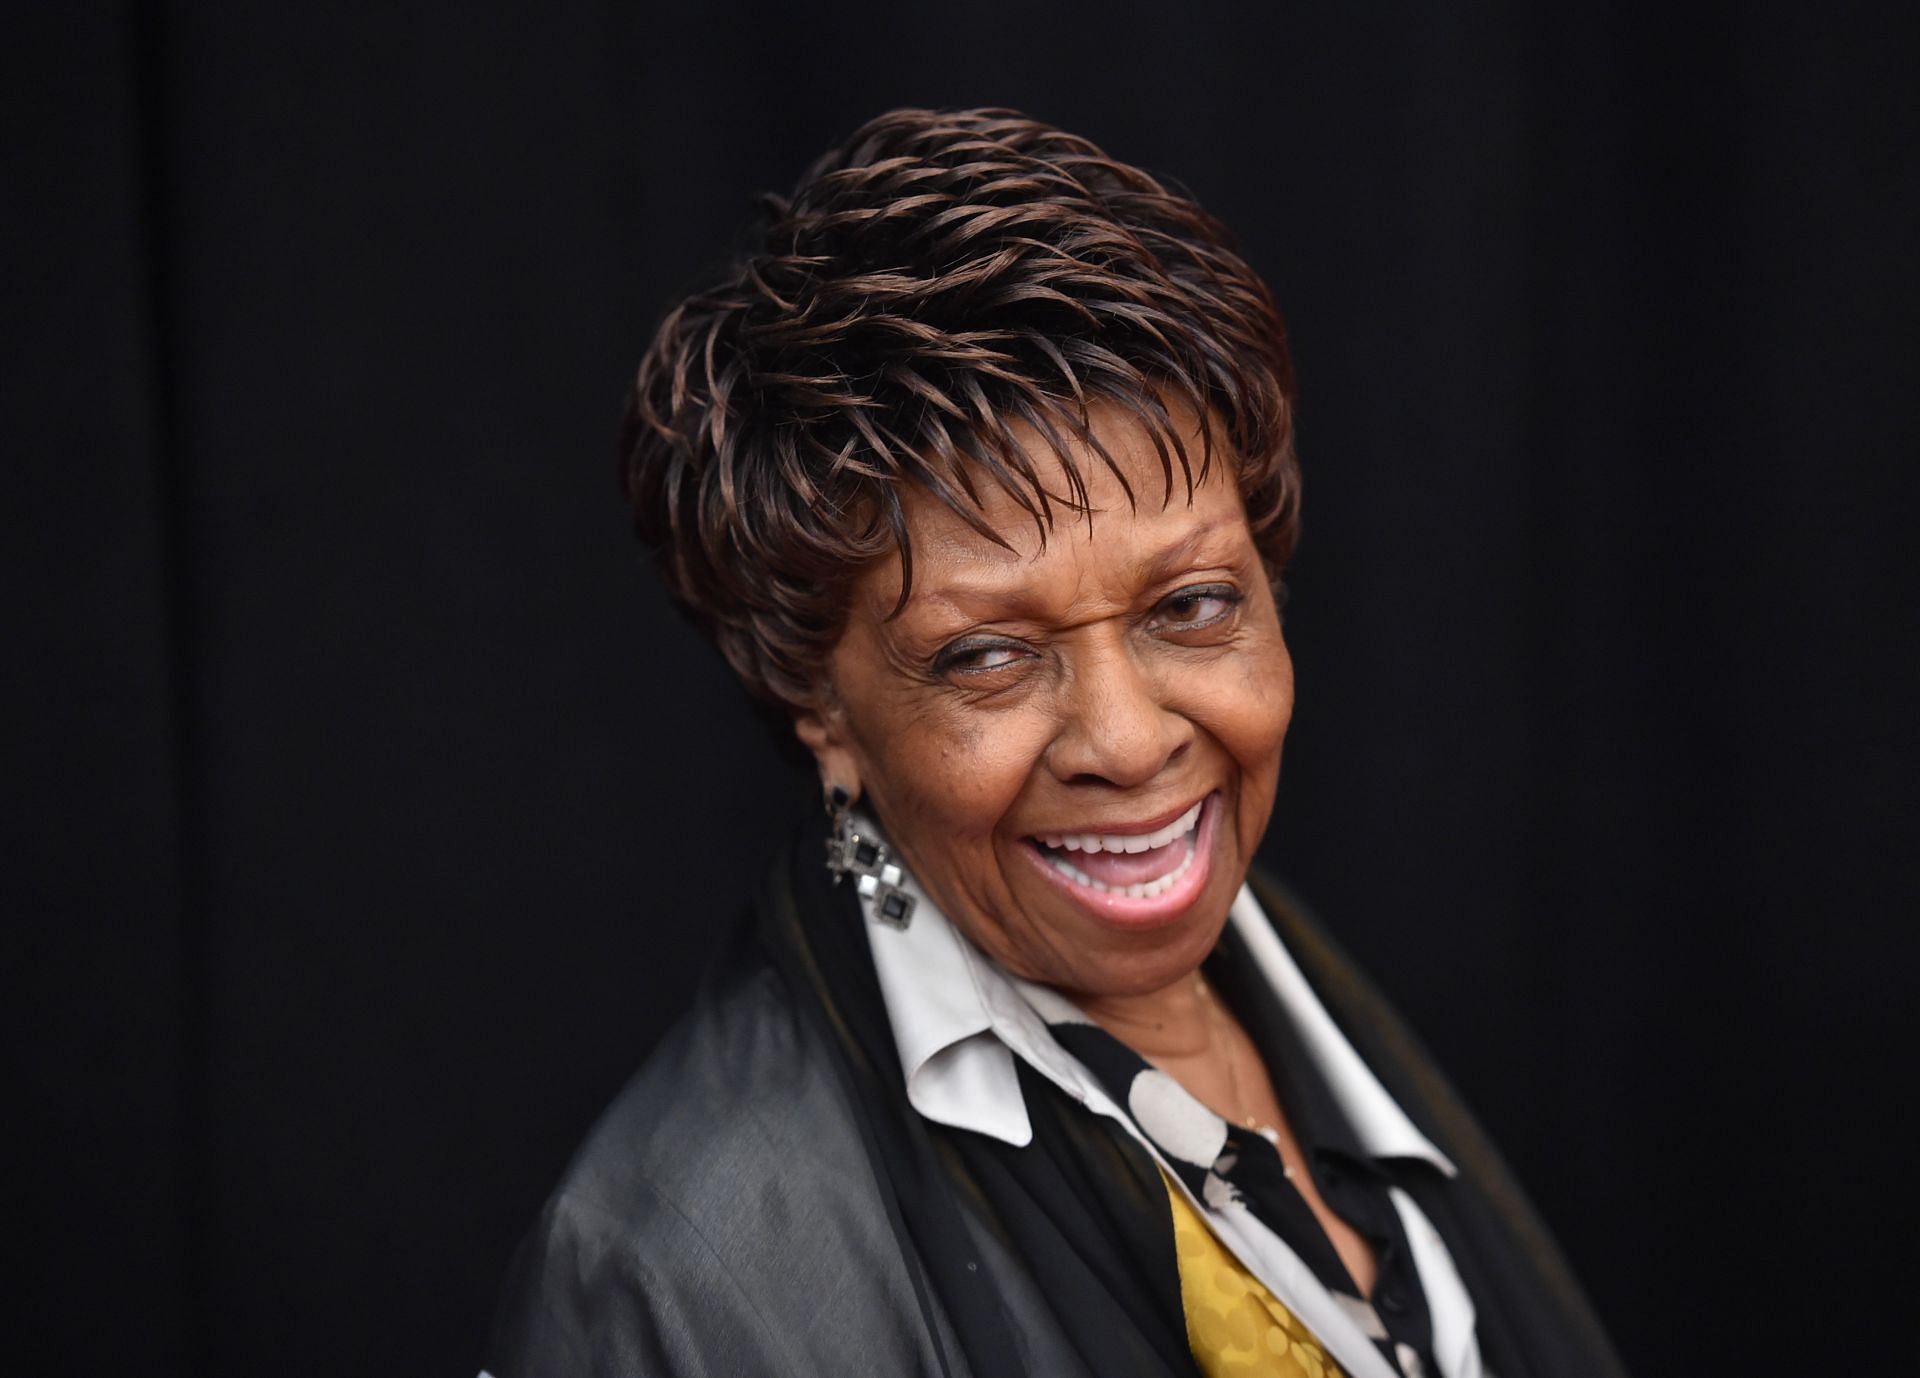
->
[857,846,1487,1378]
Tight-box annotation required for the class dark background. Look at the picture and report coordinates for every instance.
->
[9,2,1915,1374]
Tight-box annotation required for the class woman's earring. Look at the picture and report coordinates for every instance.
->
[823,785,916,929]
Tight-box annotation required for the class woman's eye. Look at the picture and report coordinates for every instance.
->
[1154,585,1242,630]
[933,640,1031,678]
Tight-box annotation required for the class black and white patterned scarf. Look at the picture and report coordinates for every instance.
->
[1039,967,1445,1378]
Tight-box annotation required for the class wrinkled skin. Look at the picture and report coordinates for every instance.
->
[796,404,1295,1003]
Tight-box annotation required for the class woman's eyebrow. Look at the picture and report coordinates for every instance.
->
[900,517,1247,623]
[906,582,1052,624]
[1132,518,1245,586]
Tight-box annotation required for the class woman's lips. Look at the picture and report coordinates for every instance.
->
[1021,793,1219,927]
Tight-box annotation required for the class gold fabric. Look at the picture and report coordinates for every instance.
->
[1164,1172,1348,1378]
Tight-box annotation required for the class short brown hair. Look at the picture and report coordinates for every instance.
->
[622,107,1300,709]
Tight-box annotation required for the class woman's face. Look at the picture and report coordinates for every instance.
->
[797,406,1294,1000]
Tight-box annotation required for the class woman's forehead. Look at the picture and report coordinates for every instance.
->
[837,395,1255,625]
[923,398,1230,545]
[861,459,1252,622]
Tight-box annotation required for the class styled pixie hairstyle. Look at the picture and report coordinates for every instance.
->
[623,108,1300,710]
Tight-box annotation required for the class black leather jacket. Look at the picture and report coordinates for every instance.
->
[485,853,1626,1378]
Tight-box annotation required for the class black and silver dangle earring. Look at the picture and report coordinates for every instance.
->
[823,784,916,929]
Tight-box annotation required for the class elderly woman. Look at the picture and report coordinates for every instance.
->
[487,110,1625,1378]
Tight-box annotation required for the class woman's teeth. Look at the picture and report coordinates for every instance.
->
[1031,800,1205,898]
[1044,839,1198,898]
[1035,801,1203,856]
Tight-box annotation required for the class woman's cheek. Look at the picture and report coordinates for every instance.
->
[1234,634,1294,745]
[944,702,1053,789]
[885,715,1025,833]
[1186,663,1287,755]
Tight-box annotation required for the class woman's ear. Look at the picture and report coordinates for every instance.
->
[794,704,863,802]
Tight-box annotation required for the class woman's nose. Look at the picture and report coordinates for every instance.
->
[1043,640,1193,788]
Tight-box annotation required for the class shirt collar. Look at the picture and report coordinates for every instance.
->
[1221,886,1456,1176]
[859,843,1035,1146]
[852,816,1454,1177]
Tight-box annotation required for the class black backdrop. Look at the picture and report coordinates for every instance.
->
[9,3,1916,1375]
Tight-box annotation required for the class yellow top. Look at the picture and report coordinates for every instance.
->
[1164,1171,1348,1378]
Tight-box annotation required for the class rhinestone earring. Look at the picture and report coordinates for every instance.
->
[823,785,916,929]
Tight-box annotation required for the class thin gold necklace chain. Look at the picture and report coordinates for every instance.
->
[1198,974,1297,1180]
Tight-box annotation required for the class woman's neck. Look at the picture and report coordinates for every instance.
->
[1076,970,1217,1063]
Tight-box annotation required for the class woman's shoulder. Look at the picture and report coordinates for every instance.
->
[486,948,937,1376]
[544,951,861,1240]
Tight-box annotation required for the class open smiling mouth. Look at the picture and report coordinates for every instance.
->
[1023,793,1219,924]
